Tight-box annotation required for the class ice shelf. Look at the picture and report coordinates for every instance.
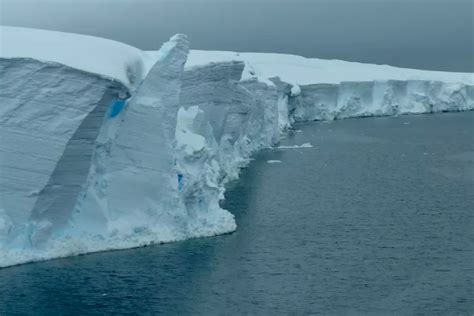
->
[1,26,473,267]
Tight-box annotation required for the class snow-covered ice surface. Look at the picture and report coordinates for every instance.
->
[0,26,473,267]
[184,50,473,85]
[0,26,153,89]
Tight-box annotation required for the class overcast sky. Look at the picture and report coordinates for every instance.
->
[1,0,473,72]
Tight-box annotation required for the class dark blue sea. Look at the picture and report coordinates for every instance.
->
[1,112,473,315]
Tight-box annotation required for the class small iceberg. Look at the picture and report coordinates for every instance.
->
[267,160,282,164]
[277,143,313,149]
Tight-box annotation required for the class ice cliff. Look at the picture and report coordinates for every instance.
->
[1,26,473,267]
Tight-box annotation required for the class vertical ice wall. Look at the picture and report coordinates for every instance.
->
[73,35,193,242]
[176,61,250,236]
[292,80,474,122]
[180,62,280,178]
[173,62,282,238]
[0,58,128,249]
[240,79,280,153]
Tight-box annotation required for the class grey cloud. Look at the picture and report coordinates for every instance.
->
[1,0,473,71]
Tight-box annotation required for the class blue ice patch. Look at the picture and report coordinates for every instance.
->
[109,99,126,118]
[177,174,184,192]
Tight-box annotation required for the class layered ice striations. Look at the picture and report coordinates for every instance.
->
[0,27,473,267]
[1,34,198,266]
[0,57,128,256]
[73,34,191,244]
[293,80,474,121]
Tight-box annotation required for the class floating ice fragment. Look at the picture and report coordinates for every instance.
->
[277,143,313,149]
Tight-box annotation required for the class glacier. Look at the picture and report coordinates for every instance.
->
[0,26,473,267]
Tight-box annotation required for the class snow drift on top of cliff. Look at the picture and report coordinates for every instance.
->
[0,26,154,88]
[184,50,473,85]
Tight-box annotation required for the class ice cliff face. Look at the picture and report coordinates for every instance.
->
[175,62,280,238]
[292,80,474,121]
[0,58,128,253]
[0,26,473,267]
[73,34,192,245]
[0,34,198,266]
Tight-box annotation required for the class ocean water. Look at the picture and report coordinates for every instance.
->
[1,112,473,315]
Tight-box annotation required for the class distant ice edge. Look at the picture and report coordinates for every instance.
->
[1,37,473,268]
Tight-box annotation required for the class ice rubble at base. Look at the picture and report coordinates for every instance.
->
[0,27,473,267]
